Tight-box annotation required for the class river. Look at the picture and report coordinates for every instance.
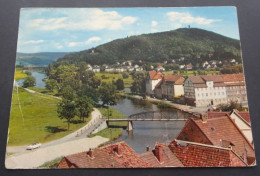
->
[26,70,187,153]
[17,68,46,88]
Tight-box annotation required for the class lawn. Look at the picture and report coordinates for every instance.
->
[8,87,90,146]
[95,72,133,88]
[27,86,59,97]
[14,67,28,80]
[89,107,127,140]
[162,70,220,76]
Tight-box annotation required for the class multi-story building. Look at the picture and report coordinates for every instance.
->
[220,74,247,106]
[184,75,227,107]
[160,75,184,100]
[146,71,163,96]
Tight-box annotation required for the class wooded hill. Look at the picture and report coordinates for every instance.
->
[56,28,242,66]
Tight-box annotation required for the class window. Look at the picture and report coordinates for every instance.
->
[206,93,208,96]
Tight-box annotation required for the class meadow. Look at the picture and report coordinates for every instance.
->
[8,87,90,146]
[14,67,28,80]
[95,72,133,88]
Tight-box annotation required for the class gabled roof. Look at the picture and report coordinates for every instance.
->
[231,109,251,124]
[191,116,255,159]
[58,141,150,168]
[187,75,225,88]
[148,71,163,80]
[58,148,123,168]
[207,111,230,119]
[163,75,185,85]
[169,140,247,167]
[221,74,245,82]
[139,143,184,167]
[101,141,151,168]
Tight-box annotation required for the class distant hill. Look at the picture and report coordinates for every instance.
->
[16,52,69,67]
[56,28,242,66]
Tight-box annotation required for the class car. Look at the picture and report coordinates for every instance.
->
[26,142,42,150]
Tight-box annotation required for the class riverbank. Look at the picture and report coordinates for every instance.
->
[118,92,208,115]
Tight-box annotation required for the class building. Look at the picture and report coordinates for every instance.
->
[146,71,163,95]
[220,74,247,106]
[176,115,255,165]
[230,109,252,143]
[57,142,151,168]
[184,75,227,107]
[185,63,193,70]
[139,143,184,167]
[155,65,165,72]
[169,140,248,167]
[92,65,100,72]
[160,75,184,100]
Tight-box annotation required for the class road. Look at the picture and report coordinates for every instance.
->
[5,108,108,169]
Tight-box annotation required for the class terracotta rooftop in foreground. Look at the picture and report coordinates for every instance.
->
[169,140,248,167]
[177,116,255,164]
[57,141,151,168]
[139,143,184,167]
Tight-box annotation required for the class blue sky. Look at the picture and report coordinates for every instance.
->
[17,7,239,53]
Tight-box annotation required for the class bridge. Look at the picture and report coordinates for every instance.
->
[106,111,194,132]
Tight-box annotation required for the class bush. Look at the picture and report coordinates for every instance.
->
[22,76,36,88]
[122,72,129,79]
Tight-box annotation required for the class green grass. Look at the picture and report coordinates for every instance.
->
[27,87,59,96]
[95,72,133,88]
[162,70,220,76]
[14,67,28,80]
[38,157,63,169]
[8,87,90,146]
[89,107,127,140]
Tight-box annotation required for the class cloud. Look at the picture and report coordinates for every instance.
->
[151,21,158,27]
[68,37,101,47]
[29,9,137,31]
[23,40,44,44]
[167,12,220,25]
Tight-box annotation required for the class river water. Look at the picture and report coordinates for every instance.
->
[17,68,46,88]
[26,70,187,153]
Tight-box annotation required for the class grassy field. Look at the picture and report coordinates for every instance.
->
[162,70,220,76]
[14,67,28,80]
[8,87,90,146]
[95,72,133,88]
[89,107,127,140]
[27,87,59,96]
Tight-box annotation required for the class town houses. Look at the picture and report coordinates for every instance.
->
[145,70,247,108]
[57,109,255,168]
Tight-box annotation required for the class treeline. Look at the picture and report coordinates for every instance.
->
[57,28,242,66]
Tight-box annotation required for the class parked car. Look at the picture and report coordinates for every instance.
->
[26,143,41,150]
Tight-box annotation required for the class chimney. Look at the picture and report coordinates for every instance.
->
[87,148,94,158]
[146,146,151,152]
[154,146,163,163]
[113,144,121,155]
[200,114,207,122]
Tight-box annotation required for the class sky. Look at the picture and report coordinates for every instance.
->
[17,7,240,53]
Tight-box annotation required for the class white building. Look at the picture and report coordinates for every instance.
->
[146,71,163,95]
[92,65,100,72]
[155,65,165,72]
[184,75,227,107]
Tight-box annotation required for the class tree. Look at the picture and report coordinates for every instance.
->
[115,79,124,90]
[22,76,36,88]
[130,71,146,95]
[45,79,57,91]
[122,72,129,79]
[76,96,93,122]
[99,82,117,106]
[60,85,76,100]
[57,99,77,130]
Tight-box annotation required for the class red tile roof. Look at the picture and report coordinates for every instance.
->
[191,116,255,159]
[234,110,251,123]
[102,141,151,168]
[207,111,230,119]
[57,148,123,168]
[148,70,163,80]
[139,143,184,167]
[221,74,245,82]
[169,140,247,167]
[163,75,185,85]
[58,141,151,168]
[188,75,225,88]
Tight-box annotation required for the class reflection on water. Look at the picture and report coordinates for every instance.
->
[16,69,46,88]
[111,98,187,153]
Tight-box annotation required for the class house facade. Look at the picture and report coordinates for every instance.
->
[184,75,227,107]
[221,74,248,106]
[160,75,184,100]
[146,71,163,95]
